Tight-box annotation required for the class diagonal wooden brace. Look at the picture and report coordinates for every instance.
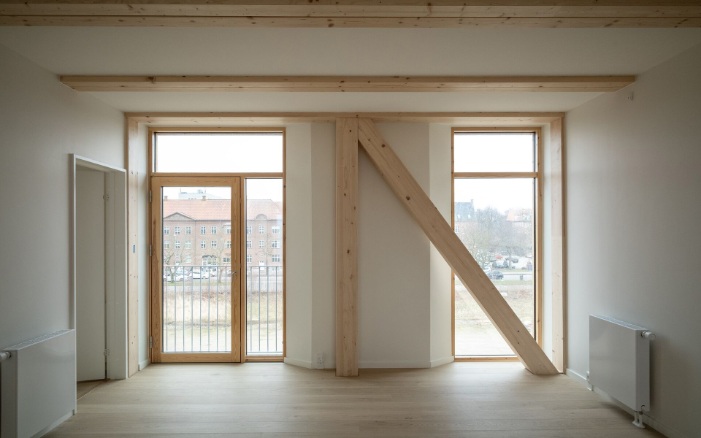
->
[357,118,557,375]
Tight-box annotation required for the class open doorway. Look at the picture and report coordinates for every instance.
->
[72,155,128,389]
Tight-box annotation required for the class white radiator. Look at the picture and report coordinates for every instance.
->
[589,315,653,428]
[1,329,76,438]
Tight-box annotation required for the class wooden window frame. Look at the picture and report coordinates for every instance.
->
[148,127,286,364]
[451,127,543,361]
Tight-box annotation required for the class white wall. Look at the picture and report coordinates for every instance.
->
[284,124,314,367]
[284,122,453,369]
[133,123,150,371]
[357,123,432,368]
[310,122,336,369]
[0,44,124,350]
[429,124,454,366]
[566,43,701,438]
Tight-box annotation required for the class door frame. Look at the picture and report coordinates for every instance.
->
[150,175,243,363]
[71,154,128,380]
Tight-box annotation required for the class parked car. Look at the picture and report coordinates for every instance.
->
[163,267,191,282]
[192,268,209,280]
[487,270,504,280]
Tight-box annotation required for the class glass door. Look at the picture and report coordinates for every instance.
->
[150,176,241,362]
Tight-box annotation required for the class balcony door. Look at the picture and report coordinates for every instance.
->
[150,176,241,362]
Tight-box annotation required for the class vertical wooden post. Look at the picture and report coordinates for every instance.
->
[335,118,359,377]
[550,118,566,372]
[357,118,557,375]
[126,118,140,377]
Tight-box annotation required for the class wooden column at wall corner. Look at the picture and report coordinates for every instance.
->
[357,118,558,375]
[335,118,359,377]
[550,118,566,373]
[126,118,140,377]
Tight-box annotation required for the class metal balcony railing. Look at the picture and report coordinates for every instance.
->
[246,265,283,355]
[161,264,283,356]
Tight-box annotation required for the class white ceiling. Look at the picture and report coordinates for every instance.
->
[1,27,700,112]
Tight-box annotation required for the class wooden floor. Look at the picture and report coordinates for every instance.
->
[77,380,106,400]
[48,362,664,437]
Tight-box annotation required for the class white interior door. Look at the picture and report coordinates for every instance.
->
[76,168,106,381]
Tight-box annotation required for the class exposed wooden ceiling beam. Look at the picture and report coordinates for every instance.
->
[2,1,700,27]
[124,112,565,127]
[61,75,635,93]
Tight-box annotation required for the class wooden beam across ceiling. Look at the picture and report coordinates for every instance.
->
[60,75,635,93]
[2,1,701,27]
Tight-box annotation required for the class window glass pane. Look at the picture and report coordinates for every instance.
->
[161,186,232,353]
[245,178,284,356]
[454,132,534,173]
[155,132,283,173]
[454,178,535,356]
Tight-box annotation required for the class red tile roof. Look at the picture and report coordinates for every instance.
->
[163,198,281,221]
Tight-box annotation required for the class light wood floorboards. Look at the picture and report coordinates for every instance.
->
[77,380,106,400]
[48,362,663,437]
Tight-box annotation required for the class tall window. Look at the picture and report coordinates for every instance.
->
[452,129,540,358]
[153,130,285,359]
[246,178,284,356]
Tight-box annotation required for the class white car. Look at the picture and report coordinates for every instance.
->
[192,268,209,280]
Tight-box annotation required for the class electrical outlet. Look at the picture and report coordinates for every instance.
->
[315,352,324,369]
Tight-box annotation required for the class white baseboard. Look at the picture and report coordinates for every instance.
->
[138,359,150,371]
[284,357,312,369]
[565,368,588,385]
[430,356,454,368]
[33,410,73,438]
[566,368,686,438]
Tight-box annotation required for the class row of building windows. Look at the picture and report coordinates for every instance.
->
[168,255,282,264]
[245,240,281,248]
[245,254,281,263]
[165,225,281,236]
[164,226,232,235]
[245,225,281,235]
[164,240,233,249]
